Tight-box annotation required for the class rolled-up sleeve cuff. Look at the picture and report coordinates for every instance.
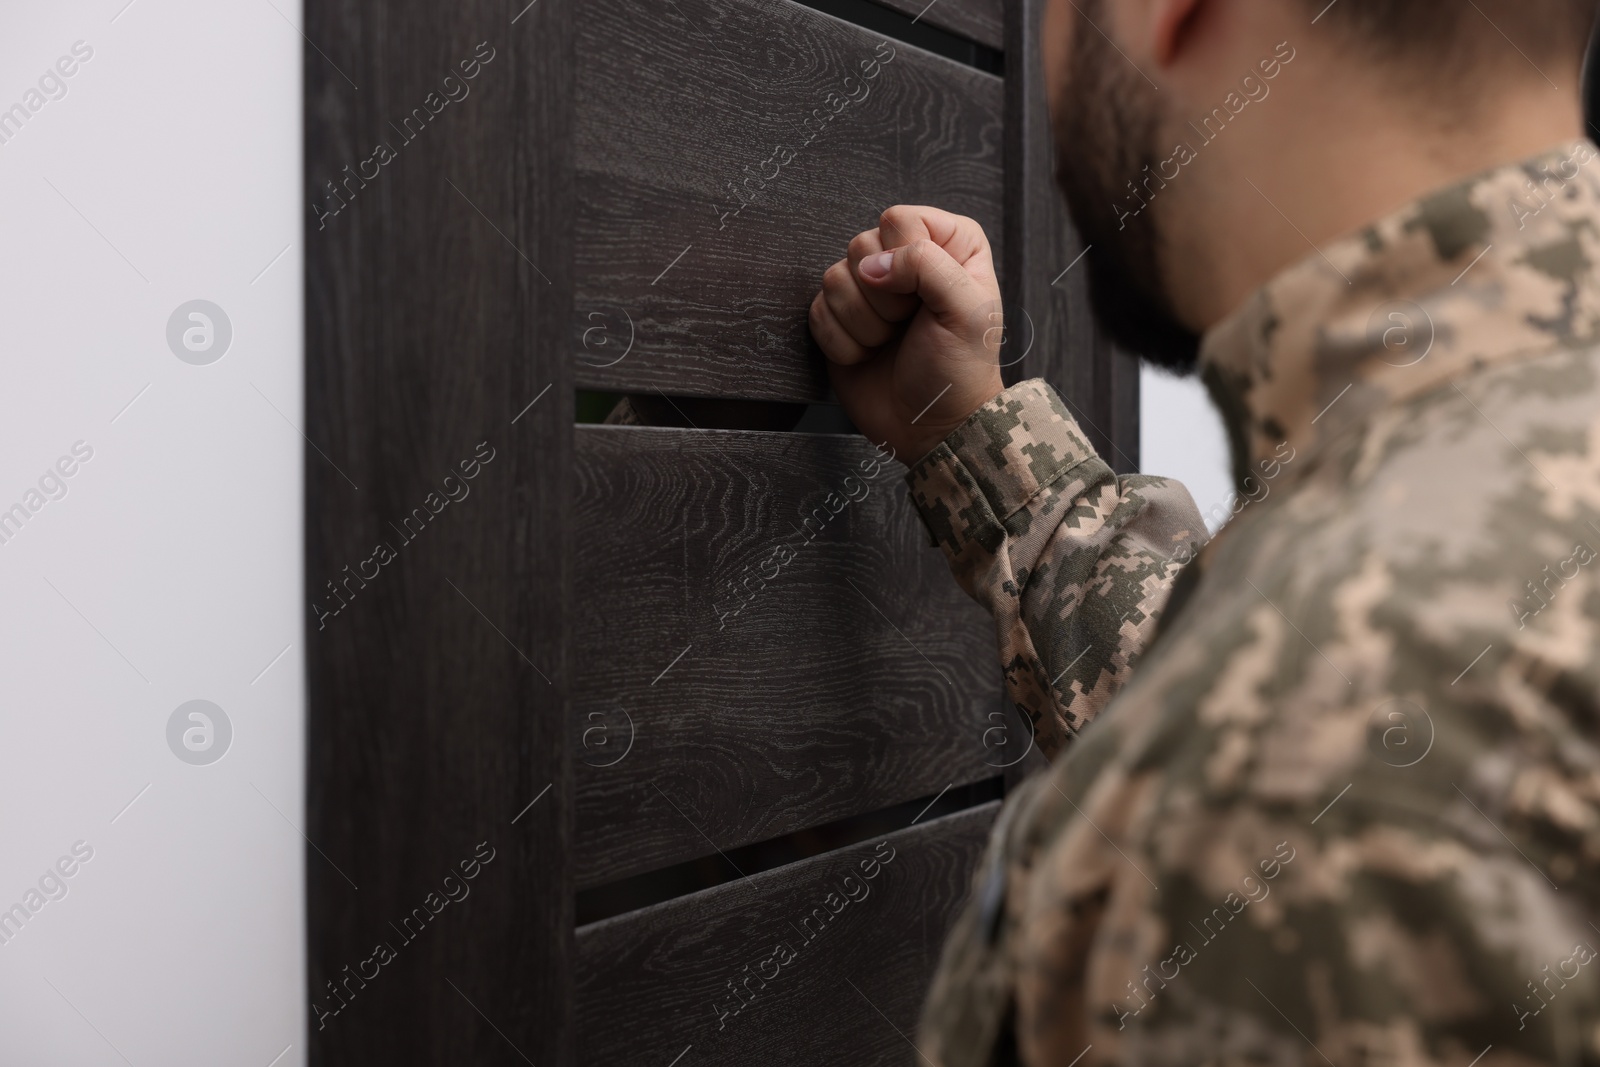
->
[903,378,1103,556]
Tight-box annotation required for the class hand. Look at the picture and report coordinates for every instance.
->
[808,205,1007,465]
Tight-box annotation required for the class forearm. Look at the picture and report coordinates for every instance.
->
[906,379,1206,758]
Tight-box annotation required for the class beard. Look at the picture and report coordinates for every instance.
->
[1051,0,1201,374]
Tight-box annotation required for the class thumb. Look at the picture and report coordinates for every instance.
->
[856,239,985,321]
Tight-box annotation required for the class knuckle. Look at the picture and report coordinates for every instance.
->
[822,282,849,317]
[828,294,882,347]
[879,205,914,234]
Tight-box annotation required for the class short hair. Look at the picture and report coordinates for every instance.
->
[1307,0,1599,71]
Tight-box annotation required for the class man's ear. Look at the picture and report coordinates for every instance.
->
[1150,0,1205,66]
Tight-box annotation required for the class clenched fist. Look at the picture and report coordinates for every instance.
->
[808,205,1007,465]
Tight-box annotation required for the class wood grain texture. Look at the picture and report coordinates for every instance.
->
[304,2,574,1063]
[573,0,1004,403]
[573,425,1010,889]
[576,803,998,1065]
[1001,0,1140,472]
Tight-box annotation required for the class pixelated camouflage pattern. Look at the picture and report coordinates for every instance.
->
[906,380,1208,759]
[917,140,1600,1067]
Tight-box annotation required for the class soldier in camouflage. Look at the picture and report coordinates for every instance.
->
[809,1,1600,1064]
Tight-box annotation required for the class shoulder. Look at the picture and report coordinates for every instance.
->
[1098,342,1600,819]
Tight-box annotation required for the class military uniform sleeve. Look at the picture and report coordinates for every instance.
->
[905,378,1206,759]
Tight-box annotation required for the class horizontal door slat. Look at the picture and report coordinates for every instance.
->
[576,803,998,1065]
[574,425,1005,889]
[574,0,1005,402]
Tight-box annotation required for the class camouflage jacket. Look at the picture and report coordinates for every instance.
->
[909,140,1600,1067]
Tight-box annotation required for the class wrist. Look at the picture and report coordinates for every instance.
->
[903,381,1005,463]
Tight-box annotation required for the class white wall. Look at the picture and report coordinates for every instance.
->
[0,2,305,1064]
[1140,364,1233,533]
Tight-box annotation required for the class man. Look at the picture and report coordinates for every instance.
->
[809,1,1600,1064]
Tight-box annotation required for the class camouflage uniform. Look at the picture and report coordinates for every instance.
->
[908,141,1600,1067]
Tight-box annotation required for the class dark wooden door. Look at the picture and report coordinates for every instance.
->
[303,0,1136,1062]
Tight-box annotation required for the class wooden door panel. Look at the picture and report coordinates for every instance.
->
[305,2,576,1063]
[575,803,997,1065]
[573,0,1004,402]
[573,424,998,888]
